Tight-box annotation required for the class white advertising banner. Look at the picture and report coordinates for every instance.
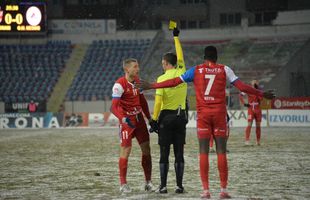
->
[50,19,116,34]
[228,110,267,127]
[268,109,310,127]
[88,113,105,127]
[187,110,267,128]
[88,113,119,128]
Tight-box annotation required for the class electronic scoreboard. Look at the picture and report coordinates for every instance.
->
[0,2,46,34]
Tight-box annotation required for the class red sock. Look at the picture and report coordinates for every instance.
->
[217,153,228,189]
[142,154,152,181]
[256,126,261,142]
[199,153,209,190]
[119,157,128,185]
[209,136,214,148]
[245,126,251,141]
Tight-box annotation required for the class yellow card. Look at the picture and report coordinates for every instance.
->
[169,20,177,30]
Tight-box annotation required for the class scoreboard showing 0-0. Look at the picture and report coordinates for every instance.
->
[0,2,46,34]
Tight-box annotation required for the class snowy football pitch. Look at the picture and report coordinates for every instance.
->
[0,127,309,200]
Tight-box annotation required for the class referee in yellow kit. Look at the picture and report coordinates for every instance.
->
[150,25,188,194]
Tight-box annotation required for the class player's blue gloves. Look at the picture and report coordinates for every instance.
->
[173,27,180,37]
[149,119,159,134]
[122,117,135,128]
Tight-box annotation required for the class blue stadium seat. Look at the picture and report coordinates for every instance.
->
[0,41,72,103]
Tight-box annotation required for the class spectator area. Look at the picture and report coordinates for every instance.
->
[65,39,151,101]
[0,41,72,103]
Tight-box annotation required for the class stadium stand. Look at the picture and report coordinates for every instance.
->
[141,36,309,108]
[65,39,151,101]
[0,41,72,103]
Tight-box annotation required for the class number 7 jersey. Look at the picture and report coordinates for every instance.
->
[180,62,238,112]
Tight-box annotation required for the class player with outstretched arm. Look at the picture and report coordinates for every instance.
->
[136,46,275,199]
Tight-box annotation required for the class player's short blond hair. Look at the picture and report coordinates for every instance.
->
[123,58,138,69]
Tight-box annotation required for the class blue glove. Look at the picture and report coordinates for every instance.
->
[122,117,135,128]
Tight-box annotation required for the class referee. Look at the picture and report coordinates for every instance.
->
[151,27,188,194]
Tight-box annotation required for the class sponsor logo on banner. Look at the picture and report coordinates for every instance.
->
[88,113,105,127]
[271,97,310,109]
[269,110,310,127]
[0,113,63,129]
[63,113,88,127]
[88,113,119,127]
[5,101,46,113]
[49,19,116,34]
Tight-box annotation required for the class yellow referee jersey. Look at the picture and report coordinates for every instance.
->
[156,68,187,110]
[152,36,187,120]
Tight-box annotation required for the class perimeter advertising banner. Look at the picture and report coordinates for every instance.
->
[88,113,119,127]
[63,113,89,127]
[0,113,63,129]
[268,110,310,127]
[49,19,116,34]
[271,97,310,109]
[5,101,46,113]
[187,110,268,128]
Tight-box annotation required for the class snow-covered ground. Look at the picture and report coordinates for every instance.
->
[0,127,309,199]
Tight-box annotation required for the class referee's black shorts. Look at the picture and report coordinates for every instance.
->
[158,109,187,146]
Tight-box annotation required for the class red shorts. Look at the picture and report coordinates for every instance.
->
[119,113,149,147]
[247,109,262,122]
[197,111,228,139]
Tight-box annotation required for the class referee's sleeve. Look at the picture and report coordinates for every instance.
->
[174,36,186,73]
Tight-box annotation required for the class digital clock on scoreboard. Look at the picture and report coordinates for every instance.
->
[0,2,46,34]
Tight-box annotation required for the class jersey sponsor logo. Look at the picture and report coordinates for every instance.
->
[126,108,142,116]
[198,128,209,132]
[205,68,222,73]
[198,67,222,74]
[214,128,226,132]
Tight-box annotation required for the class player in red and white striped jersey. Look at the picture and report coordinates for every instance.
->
[110,58,154,193]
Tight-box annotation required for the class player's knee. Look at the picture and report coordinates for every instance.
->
[140,142,151,155]
[199,138,210,154]
[215,137,227,153]
[120,146,132,158]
